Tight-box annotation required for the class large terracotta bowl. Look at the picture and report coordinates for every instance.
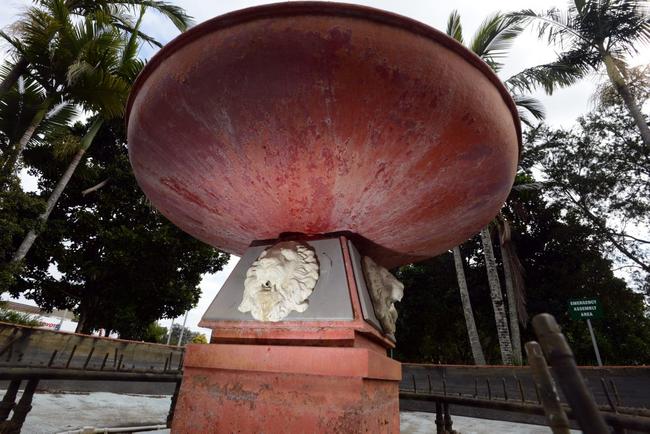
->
[126,2,520,268]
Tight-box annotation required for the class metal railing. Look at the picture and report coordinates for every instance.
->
[0,323,183,434]
[399,314,650,434]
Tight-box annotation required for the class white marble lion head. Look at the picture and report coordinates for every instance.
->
[238,241,320,322]
[362,256,404,336]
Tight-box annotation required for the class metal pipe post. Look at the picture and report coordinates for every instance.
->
[532,313,609,434]
[525,341,570,434]
[177,311,189,346]
[586,319,603,367]
[166,320,174,345]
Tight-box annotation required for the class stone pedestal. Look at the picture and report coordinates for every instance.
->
[172,343,400,433]
[170,235,402,433]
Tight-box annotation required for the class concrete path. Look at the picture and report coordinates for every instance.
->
[7,391,579,433]
[401,411,580,434]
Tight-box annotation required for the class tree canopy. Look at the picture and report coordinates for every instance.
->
[7,119,229,339]
[396,181,650,365]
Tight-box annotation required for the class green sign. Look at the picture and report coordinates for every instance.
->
[568,298,603,320]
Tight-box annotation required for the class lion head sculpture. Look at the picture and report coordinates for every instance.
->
[362,256,404,336]
[238,241,320,322]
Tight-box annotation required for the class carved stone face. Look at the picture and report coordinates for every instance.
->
[238,241,319,322]
[362,256,404,336]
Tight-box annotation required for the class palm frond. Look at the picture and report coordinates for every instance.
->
[505,56,587,95]
[113,22,162,47]
[73,0,194,31]
[446,10,464,44]
[119,0,193,31]
[42,101,79,155]
[0,70,49,147]
[0,31,27,56]
[120,5,145,69]
[513,94,545,127]
[470,12,524,72]
[69,71,130,118]
[510,8,588,47]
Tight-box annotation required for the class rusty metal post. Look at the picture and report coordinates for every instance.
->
[443,402,453,433]
[532,313,609,434]
[601,378,626,434]
[434,401,444,434]
[525,341,570,434]
[167,379,182,428]
[5,379,38,434]
[0,381,20,421]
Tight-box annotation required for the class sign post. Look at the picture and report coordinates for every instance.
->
[568,298,603,366]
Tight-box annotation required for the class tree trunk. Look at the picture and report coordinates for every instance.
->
[0,57,28,96]
[602,53,650,148]
[497,225,523,365]
[75,307,91,334]
[452,246,486,365]
[12,147,86,262]
[480,226,514,365]
[0,103,48,181]
[12,118,103,263]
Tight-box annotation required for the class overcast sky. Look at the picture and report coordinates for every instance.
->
[1,0,648,337]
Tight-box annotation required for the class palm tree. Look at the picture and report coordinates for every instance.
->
[479,226,514,365]
[0,0,192,95]
[592,64,650,109]
[445,11,564,365]
[0,0,192,177]
[495,215,527,364]
[0,67,76,183]
[0,2,124,183]
[445,10,584,126]
[452,246,486,365]
[11,8,146,264]
[512,0,650,147]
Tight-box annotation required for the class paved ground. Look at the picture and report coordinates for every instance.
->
[6,391,580,434]
[16,391,170,433]
[400,411,579,434]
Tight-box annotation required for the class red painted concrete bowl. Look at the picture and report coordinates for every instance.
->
[126,2,520,268]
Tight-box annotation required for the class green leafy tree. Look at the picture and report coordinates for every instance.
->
[505,189,650,365]
[163,323,204,346]
[395,187,650,365]
[191,334,208,344]
[142,321,167,343]
[512,0,650,147]
[9,119,229,339]
[522,94,650,275]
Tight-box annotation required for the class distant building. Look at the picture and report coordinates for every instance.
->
[2,300,78,332]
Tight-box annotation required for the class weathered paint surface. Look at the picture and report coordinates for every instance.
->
[172,343,401,433]
[127,3,520,268]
